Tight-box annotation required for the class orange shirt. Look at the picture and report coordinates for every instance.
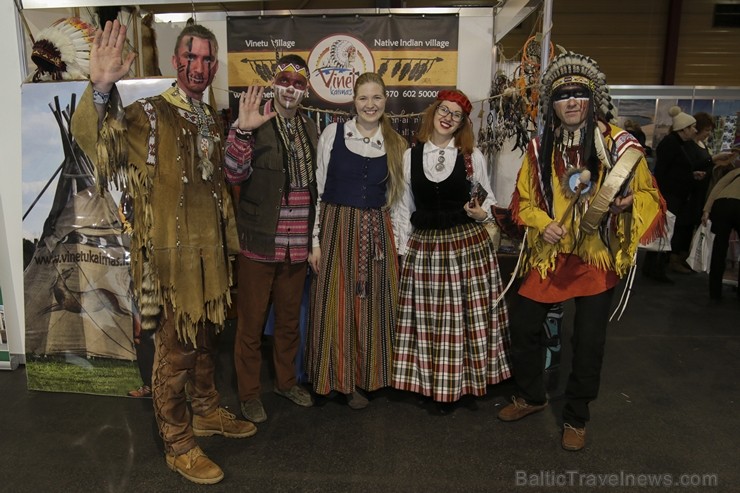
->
[519,253,619,303]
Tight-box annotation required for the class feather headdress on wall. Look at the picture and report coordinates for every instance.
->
[29,17,96,82]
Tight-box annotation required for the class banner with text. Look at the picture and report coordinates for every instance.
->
[227,14,458,121]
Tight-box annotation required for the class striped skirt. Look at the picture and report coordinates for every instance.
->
[306,203,399,395]
[391,223,511,403]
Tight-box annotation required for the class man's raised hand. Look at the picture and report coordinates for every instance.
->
[90,20,136,94]
[236,86,277,131]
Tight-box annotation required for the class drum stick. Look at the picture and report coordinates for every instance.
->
[558,169,591,227]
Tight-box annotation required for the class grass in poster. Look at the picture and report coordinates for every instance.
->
[26,355,140,396]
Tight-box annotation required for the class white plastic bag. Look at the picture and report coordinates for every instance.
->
[687,221,715,273]
[639,210,676,252]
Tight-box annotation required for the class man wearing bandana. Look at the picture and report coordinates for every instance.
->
[498,51,664,451]
[224,55,318,424]
[72,21,257,484]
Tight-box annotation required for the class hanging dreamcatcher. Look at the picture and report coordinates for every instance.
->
[515,34,554,124]
[488,69,530,155]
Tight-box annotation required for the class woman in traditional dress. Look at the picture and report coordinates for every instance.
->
[391,90,510,409]
[306,72,407,409]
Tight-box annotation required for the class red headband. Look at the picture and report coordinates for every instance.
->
[436,90,472,115]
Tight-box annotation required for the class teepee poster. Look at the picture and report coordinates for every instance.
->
[22,79,173,395]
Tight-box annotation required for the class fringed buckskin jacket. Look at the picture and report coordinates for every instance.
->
[511,123,666,302]
[72,84,242,345]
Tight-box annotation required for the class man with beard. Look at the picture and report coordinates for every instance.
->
[72,21,256,484]
[224,55,317,424]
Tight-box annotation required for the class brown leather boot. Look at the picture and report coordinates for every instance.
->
[561,423,587,451]
[166,446,224,484]
[193,407,257,438]
[498,396,548,422]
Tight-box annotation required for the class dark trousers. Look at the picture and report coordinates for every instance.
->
[510,289,614,427]
[234,256,307,401]
[152,305,219,455]
[709,198,740,299]
[135,329,155,387]
[670,203,694,255]
[642,251,668,277]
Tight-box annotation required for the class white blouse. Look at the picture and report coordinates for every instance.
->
[392,139,496,255]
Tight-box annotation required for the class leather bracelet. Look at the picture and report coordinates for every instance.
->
[235,128,253,137]
[92,89,110,105]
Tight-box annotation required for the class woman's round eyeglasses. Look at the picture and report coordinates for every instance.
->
[436,104,464,123]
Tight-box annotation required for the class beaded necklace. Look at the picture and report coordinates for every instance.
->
[174,86,215,181]
[165,87,225,250]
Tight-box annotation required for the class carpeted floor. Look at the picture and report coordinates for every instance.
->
[1,256,738,492]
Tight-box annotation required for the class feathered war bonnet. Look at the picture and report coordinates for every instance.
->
[539,50,615,123]
[28,17,96,82]
[534,50,616,215]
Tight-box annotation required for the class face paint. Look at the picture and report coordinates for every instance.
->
[274,71,308,91]
[274,85,305,108]
[172,36,217,100]
[552,86,590,102]
[273,71,308,110]
[552,84,591,131]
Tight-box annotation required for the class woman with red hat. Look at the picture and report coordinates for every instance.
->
[391,90,511,411]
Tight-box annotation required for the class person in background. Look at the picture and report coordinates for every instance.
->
[224,55,317,424]
[702,166,740,300]
[645,107,699,280]
[648,106,711,274]
[685,113,718,230]
[686,112,736,226]
[623,119,653,168]
[306,72,407,409]
[498,51,663,451]
[391,89,511,413]
[72,20,256,484]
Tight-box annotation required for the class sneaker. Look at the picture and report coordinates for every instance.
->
[166,446,224,485]
[347,390,369,410]
[240,398,267,423]
[497,396,548,422]
[127,385,151,398]
[274,384,314,407]
[192,407,257,438]
[561,423,587,451]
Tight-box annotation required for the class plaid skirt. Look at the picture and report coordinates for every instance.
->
[391,222,511,402]
[306,203,399,395]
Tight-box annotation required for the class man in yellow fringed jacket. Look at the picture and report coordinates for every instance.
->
[497,51,665,452]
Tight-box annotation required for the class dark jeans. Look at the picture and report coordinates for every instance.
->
[510,289,614,427]
[709,198,740,299]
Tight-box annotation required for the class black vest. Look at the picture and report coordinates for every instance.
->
[409,144,475,230]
